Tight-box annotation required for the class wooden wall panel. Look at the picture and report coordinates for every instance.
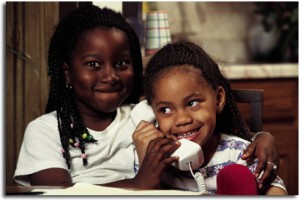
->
[230,78,298,195]
[6,2,16,187]
[6,2,59,185]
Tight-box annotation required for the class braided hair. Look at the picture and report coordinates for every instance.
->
[143,41,251,141]
[46,5,143,169]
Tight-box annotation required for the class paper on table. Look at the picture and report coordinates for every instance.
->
[32,183,204,196]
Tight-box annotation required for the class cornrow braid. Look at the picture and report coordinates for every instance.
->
[46,5,143,168]
[143,40,251,141]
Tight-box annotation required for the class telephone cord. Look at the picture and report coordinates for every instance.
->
[188,162,208,194]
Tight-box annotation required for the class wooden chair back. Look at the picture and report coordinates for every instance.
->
[232,89,264,132]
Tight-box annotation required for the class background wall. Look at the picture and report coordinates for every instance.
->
[144,2,298,64]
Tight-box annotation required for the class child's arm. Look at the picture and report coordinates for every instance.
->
[105,137,180,189]
[28,137,179,189]
[29,168,73,186]
[241,131,280,190]
[265,186,287,195]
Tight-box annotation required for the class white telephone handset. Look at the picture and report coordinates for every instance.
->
[170,138,204,171]
[171,139,207,194]
[130,100,156,126]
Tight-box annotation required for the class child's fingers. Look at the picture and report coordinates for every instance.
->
[148,138,180,162]
[253,150,267,178]
[137,138,181,187]
[133,123,165,165]
[133,121,164,144]
[150,139,181,173]
[162,156,180,166]
[155,156,179,173]
[135,120,156,132]
[257,160,278,190]
[153,139,181,157]
[148,137,175,153]
[241,141,257,160]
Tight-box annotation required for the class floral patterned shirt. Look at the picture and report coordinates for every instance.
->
[161,134,286,194]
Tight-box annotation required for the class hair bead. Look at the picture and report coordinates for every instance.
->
[82,133,87,139]
[87,134,94,141]
[74,141,80,148]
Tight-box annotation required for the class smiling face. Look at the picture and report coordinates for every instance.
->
[64,27,134,116]
[151,65,225,147]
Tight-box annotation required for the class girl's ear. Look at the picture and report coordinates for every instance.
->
[63,63,71,83]
[216,86,226,113]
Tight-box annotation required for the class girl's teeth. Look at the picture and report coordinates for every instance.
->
[178,130,197,138]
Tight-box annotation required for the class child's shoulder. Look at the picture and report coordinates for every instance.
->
[220,133,250,143]
[27,111,58,129]
[23,111,59,140]
[219,133,250,150]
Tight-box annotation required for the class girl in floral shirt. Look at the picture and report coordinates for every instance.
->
[133,41,287,195]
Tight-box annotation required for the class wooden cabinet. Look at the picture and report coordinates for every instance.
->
[230,78,298,195]
[6,2,59,186]
[6,1,90,187]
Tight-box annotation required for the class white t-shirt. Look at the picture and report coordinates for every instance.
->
[14,105,140,186]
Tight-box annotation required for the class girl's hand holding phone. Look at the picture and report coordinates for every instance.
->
[133,120,164,164]
[133,137,180,189]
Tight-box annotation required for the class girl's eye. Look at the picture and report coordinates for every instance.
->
[187,100,200,107]
[159,107,172,114]
[87,61,100,68]
[115,59,131,70]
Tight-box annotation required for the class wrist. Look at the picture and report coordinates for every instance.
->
[251,131,271,142]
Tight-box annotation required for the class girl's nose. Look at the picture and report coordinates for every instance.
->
[100,65,120,85]
[174,110,193,127]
